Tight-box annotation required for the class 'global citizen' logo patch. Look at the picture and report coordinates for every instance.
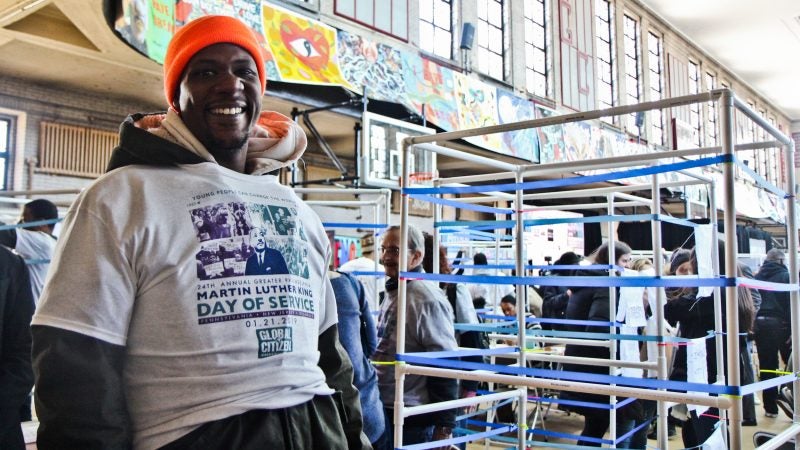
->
[256,326,293,358]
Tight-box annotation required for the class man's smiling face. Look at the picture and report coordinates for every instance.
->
[175,43,262,166]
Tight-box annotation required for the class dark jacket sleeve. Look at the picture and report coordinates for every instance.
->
[32,326,131,450]
[357,280,378,357]
[0,227,17,248]
[317,324,371,450]
[0,252,34,410]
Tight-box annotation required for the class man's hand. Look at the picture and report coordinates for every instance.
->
[431,425,453,450]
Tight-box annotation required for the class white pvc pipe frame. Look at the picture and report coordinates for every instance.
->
[294,187,391,310]
[393,89,799,450]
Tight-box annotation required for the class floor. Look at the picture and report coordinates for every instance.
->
[19,394,794,449]
[460,396,795,449]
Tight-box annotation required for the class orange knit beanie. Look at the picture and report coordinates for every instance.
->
[163,15,267,105]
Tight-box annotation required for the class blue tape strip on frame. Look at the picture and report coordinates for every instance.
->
[396,352,743,395]
[0,218,62,231]
[451,264,619,271]
[407,193,514,214]
[399,424,516,450]
[346,271,386,277]
[739,374,798,396]
[439,229,514,241]
[455,398,515,421]
[437,214,700,230]
[480,313,620,328]
[436,219,516,229]
[404,155,732,195]
[401,271,736,288]
[738,277,799,292]
[467,419,644,448]
[25,258,50,265]
[321,222,388,229]
[734,155,789,198]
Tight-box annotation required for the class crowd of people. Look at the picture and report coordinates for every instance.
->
[0,13,794,450]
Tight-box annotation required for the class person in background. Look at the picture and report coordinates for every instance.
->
[540,251,582,331]
[468,252,514,308]
[0,198,59,302]
[338,255,385,310]
[561,241,633,446]
[31,16,367,449]
[754,249,791,418]
[0,199,59,423]
[499,293,541,347]
[665,246,757,446]
[329,270,387,449]
[0,246,35,450]
[422,233,483,396]
[374,225,458,448]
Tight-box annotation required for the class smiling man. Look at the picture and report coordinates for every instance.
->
[31,15,368,450]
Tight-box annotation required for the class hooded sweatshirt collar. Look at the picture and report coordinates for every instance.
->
[109,109,307,175]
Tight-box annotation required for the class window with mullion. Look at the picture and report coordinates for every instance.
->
[647,32,664,146]
[704,72,718,147]
[335,0,408,40]
[623,15,641,135]
[524,0,548,98]
[477,0,506,80]
[0,116,10,190]
[595,0,615,124]
[687,61,702,147]
[419,0,454,59]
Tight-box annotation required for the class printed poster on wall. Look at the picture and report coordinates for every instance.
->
[496,89,540,163]
[263,3,351,87]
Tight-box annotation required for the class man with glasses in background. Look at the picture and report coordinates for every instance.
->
[373,224,458,449]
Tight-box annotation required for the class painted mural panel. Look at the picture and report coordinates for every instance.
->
[115,0,174,63]
[401,55,459,131]
[263,3,351,87]
[561,121,596,162]
[536,107,566,164]
[496,90,540,162]
[336,30,407,103]
[453,72,503,152]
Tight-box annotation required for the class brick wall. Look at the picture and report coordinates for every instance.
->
[0,75,161,194]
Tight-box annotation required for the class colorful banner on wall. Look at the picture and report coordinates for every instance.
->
[263,3,351,87]
[115,0,174,63]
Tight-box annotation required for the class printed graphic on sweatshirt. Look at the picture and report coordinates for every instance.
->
[192,201,309,280]
[256,326,293,357]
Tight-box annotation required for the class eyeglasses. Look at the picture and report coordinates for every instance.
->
[380,246,407,256]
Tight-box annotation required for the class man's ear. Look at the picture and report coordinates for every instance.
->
[171,90,180,111]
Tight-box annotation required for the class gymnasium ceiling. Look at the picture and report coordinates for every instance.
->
[640,0,800,126]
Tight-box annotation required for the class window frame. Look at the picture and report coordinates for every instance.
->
[704,71,718,147]
[523,0,549,98]
[622,14,641,135]
[418,0,455,60]
[687,59,702,147]
[647,30,665,146]
[476,0,507,81]
[595,0,615,124]
[334,0,409,41]
[0,114,12,190]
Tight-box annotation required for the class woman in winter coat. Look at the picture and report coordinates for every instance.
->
[561,241,632,446]
[664,246,756,447]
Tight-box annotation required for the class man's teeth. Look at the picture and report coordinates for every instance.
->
[210,107,243,115]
